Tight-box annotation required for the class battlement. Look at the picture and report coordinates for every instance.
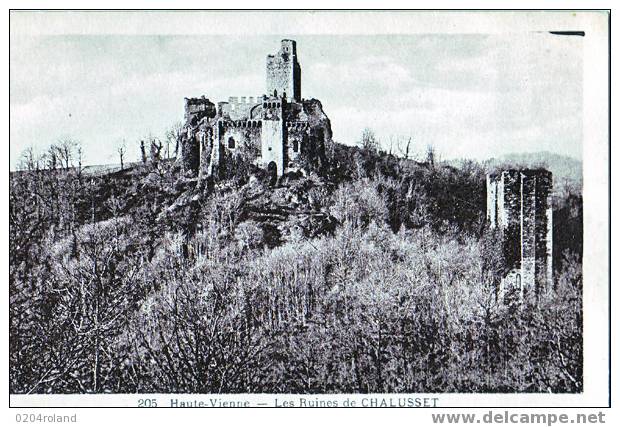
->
[179,39,329,180]
[286,121,309,130]
[219,119,262,129]
[227,96,263,106]
[219,95,263,120]
[261,98,284,109]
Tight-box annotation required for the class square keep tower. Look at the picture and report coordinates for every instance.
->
[487,169,553,297]
[266,39,301,101]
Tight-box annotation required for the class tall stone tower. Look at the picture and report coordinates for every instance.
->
[266,39,301,101]
[487,169,553,297]
[260,96,285,176]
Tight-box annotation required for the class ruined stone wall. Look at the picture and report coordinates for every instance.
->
[486,175,498,227]
[486,169,553,297]
[520,173,537,289]
[533,171,553,290]
[184,97,216,125]
[181,97,216,174]
[180,126,201,173]
[285,122,309,169]
[221,96,264,121]
[545,204,553,290]
[219,120,262,156]
[198,126,215,180]
[502,170,522,274]
[266,39,301,101]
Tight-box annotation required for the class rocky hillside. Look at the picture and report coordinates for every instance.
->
[10,139,584,394]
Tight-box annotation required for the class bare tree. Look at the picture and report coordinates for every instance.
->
[140,140,147,163]
[18,147,38,172]
[76,146,83,179]
[52,138,79,170]
[45,147,58,170]
[359,128,379,153]
[150,138,163,163]
[426,144,435,166]
[388,135,414,160]
[117,140,127,170]
[399,137,412,160]
[165,121,184,159]
[387,135,395,156]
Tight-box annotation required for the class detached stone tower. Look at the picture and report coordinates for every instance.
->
[486,169,553,297]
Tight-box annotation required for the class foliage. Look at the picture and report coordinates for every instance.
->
[9,140,583,393]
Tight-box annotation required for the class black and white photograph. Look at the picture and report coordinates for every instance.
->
[7,9,610,413]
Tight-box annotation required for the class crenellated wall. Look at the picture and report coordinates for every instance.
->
[220,96,264,120]
[179,40,329,179]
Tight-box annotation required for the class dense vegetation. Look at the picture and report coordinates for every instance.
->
[9,138,583,393]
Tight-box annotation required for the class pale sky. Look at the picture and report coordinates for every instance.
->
[10,11,584,168]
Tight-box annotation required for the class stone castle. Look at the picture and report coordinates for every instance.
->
[178,39,555,297]
[487,169,553,297]
[179,39,332,178]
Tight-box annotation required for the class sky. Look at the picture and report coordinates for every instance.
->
[9,12,584,168]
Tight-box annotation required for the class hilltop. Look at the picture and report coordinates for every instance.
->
[10,139,583,394]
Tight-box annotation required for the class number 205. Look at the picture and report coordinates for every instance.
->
[137,398,157,407]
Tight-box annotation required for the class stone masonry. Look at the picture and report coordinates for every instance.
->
[266,39,301,101]
[179,39,331,179]
[487,169,553,297]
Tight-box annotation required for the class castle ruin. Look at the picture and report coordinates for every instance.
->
[486,169,553,298]
[179,39,332,179]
